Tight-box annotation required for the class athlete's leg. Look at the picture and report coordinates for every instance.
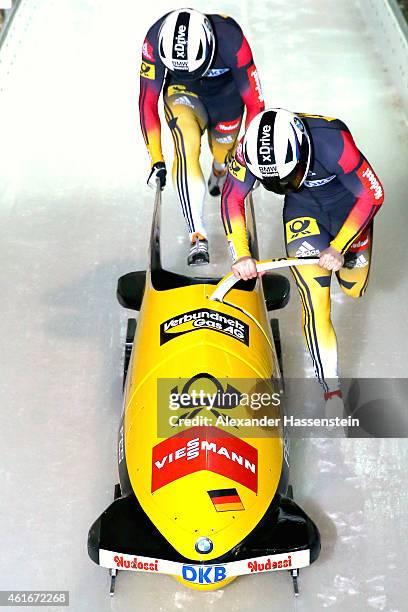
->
[208,115,243,165]
[284,211,340,394]
[337,224,373,298]
[206,88,244,196]
[164,88,208,240]
[207,119,242,196]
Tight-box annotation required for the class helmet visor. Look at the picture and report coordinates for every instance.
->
[261,133,310,194]
[171,45,214,81]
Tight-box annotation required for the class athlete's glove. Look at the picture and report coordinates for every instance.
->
[147,162,167,190]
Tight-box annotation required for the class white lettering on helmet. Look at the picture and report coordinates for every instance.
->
[259,164,278,176]
[175,25,187,58]
[172,60,189,70]
[259,124,272,163]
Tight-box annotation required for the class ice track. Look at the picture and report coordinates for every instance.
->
[0,1,407,611]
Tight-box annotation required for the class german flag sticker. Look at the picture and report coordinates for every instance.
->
[208,489,245,512]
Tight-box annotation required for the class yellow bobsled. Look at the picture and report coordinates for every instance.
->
[87,188,320,595]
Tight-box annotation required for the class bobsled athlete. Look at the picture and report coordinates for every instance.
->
[221,108,384,412]
[139,8,265,265]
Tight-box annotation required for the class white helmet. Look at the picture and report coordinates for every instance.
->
[243,108,311,194]
[158,9,215,80]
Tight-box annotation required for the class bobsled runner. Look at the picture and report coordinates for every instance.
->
[87,186,321,596]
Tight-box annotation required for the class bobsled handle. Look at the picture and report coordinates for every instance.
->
[209,257,320,303]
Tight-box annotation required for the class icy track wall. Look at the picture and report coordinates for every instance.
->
[0,0,21,48]
[358,0,408,111]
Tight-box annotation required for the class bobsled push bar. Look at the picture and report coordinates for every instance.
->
[117,184,316,311]
[210,258,320,304]
[118,183,292,309]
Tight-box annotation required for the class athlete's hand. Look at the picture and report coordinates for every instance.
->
[318,246,344,271]
[232,256,265,280]
[147,162,167,190]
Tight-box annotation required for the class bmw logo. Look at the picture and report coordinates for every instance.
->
[195,537,213,554]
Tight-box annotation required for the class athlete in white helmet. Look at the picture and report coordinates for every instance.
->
[221,108,384,413]
[139,8,265,265]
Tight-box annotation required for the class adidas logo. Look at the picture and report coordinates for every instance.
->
[174,96,194,108]
[296,241,320,258]
[355,254,368,268]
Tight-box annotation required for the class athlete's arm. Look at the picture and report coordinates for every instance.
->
[322,124,384,255]
[138,23,167,165]
[219,18,265,127]
[221,141,257,268]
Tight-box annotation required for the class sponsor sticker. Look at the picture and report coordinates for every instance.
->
[173,96,195,108]
[182,564,227,584]
[167,84,186,95]
[247,66,264,103]
[295,241,320,258]
[286,217,320,244]
[174,23,188,60]
[160,308,249,345]
[355,254,369,268]
[258,123,272,163]
[100,552,159,571]
[229,158,247,182]
[349,228,371,253]
[358,162,383,201]
[151,426,258,493]
[304,175,336,188]
[167,86,198,99]
[248,555,293,572]
[142,38,155,61]
[99,549,311,577]
[215,118,241,133]
[205,68,230,78]
[259,164,278,177]
[172,60,189,70]
[215,135,234,144]
[140,61,156,80]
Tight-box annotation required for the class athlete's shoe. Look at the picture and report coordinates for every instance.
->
[188,234,209,266]
[208,164,227,197]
